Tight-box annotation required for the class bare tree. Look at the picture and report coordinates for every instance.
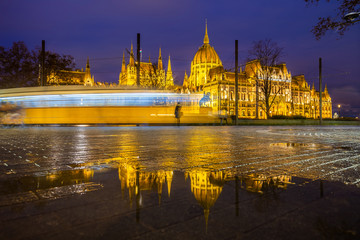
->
[305,0,359,39]
[41,51,76,85]
[0,42,35,88]
[0,41,76,88]
[247,39,284,119]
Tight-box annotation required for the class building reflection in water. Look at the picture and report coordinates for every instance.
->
[116,161,292,230]
[242,173,292,194]
[118,163,173,222]
[44,168,94,186]
[1,168,96,203]
[118,164,173,207]
[187,170,225,230]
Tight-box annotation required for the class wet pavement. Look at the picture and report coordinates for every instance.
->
[0,126,360,239]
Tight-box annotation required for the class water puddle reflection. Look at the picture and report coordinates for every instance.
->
[1,127,359,239]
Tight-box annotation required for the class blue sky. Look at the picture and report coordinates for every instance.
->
[1,0,359,116]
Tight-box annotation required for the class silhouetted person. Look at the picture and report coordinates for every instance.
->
[174,102,182,126]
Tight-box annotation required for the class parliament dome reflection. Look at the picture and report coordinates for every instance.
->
[187,170,225,227]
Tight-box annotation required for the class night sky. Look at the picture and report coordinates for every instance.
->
[1,0,359,116]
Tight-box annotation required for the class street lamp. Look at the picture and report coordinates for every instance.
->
[343,12,360,22]
[337,104,341,118]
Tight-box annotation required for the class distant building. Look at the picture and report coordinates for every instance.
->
[47,57,94,86]
[182,22,332,119]
[119,44,174,89]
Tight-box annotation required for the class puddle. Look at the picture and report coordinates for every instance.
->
[0,126,360,239]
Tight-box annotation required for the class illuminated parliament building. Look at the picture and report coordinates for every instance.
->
[181,22,332,119]
[51,22,331,120]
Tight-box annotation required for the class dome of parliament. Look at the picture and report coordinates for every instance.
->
[192,22,222,65]
[193,43,222,65]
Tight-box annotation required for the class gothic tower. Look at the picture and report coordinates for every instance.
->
[158,48,163,70]
[157,48,165,88]
[166,55,174,88]
[119,52,126,85]
[84,57,94,86]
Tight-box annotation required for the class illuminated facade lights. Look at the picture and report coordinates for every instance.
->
[182,21,332,119]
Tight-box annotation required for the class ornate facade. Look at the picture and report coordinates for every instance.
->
[183,23,332,119]
[119,44,174,89]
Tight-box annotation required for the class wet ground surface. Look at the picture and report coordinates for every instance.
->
[0,126,360,239]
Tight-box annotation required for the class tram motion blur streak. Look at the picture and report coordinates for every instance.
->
[0,86,217,125]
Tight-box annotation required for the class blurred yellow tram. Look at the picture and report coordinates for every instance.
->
[0,86,216,125]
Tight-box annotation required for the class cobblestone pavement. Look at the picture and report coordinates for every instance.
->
[0,126,359,239]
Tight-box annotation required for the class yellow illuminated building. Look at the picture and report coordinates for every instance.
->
[188,21,223,91]
[183,22,332,119]
[119,44,174,89]
[47,57,94,86]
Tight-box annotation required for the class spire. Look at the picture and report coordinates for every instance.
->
[183,70,189,88]
[204,209,210,233]
[84,57,94,86]
[149,55,151,64]
[158,179,163,206]
[121,52,126,72]
[324,84,328,94]
[158,48,163,70]
[165,55,174,88]
[167,55,172,73]
[130,42,135,65]
[166,171,173,198]
[203,19,209,44]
